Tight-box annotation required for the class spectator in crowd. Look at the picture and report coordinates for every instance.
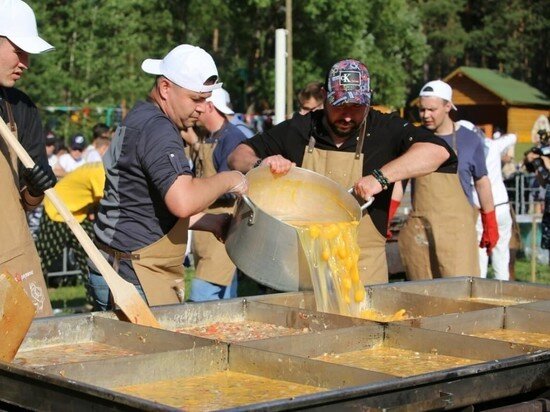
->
[0,0,56,316]
[36,136,110,285]
[187,87,248,301]
[220,88,255,138]
[296,81,324,116]
[524,127,550,261]
[45,131,58,167]
[458,120,516,280]
[89,44,247,310]
[398,80,498,280]
[229,59,457,285]
[84,122,111,162]
[54,138,68,157]
[54,133,87,176]
[494,128,518,180]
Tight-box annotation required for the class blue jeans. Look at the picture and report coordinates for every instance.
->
[189,273,238,302]
[87,270,147,311]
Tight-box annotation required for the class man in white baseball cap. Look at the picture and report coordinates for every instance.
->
[0,0,57,316]
[141,44,222,94]
[398,79,497,282]
[418,79,458,111]
[89,45,248,310]
[0,0,54,55]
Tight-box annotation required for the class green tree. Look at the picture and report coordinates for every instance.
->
[465,0,549,95]
[411,0,468,80]
[23,0,177,138]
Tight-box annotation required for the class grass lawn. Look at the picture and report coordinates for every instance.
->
[515,142,534,160]
[48,258,549,314]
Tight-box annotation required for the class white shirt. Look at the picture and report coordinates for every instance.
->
[57,153,86,173]
[48,153,58,168]
[84,147,102,162]
[473,133,517,207]
[456,120,516,208]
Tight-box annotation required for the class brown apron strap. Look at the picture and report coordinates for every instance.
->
[355,118,367,159]
[1,90,17,133]
[307,136,315,153]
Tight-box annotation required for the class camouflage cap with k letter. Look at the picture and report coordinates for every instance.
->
[326,59,371,106]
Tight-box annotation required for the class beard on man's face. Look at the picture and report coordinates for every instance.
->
[327,119,360,138]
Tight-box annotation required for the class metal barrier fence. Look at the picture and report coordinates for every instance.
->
[506,172,545,215]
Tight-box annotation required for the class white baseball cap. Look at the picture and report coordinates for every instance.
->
[0,0,54,54]
[207,88,234,115]
[419,80,457,110]
[141,45,222,93]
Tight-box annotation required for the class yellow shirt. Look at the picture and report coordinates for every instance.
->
[44,162,106,223]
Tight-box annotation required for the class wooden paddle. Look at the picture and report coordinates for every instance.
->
[0,118,160,328]
[0,271,35,362]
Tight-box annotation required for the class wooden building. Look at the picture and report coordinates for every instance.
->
[410,67,549,142]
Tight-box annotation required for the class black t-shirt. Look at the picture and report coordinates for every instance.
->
[0,87,49,188]
[244,109,457,235]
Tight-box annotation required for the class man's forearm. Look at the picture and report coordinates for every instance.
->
[228,144,260,173]
[475,176,495,212]
[21,189,44,211]
[379,142,450,183]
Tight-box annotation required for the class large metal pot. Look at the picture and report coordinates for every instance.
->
[225,166,370,292]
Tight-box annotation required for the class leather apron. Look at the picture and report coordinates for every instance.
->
[108,127,188,307]
[191,139,236,286]
[131,218,188,306]
[0,93,52,317]
[398,126,480,279]
[301,126,388,285]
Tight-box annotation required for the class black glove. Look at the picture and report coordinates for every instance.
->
[22,164,57,197]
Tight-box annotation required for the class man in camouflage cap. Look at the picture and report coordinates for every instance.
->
[229,58,458,285]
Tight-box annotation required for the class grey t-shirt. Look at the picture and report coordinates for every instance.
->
[93,101,192,283]
[438,124,488,205]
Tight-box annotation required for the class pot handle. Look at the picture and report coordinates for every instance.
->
[348,188,375,212]
[241,195,257,225]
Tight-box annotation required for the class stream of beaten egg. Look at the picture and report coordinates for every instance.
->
[291,221,408,322]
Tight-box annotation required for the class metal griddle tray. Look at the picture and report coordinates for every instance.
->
[24,343,394,411]
[252,287,491,321]
[12,314,216,369]
[516,299,550,312]
[377,277,550,306]
[1,321,549,411]
[242,323,543,365]
[398,305,550,348]
[109,298,374,342]
[240,323,550,409]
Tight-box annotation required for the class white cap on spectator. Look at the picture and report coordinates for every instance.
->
[207,88,234,115]
[141,45,222,93]
[0,0,54,54]
[419,80,457,110]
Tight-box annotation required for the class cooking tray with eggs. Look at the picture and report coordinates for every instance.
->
[252,287,491,322]
[240,323,550,410]
[10,314,217,369]
[98,298,373,343]
[397,304,550,349]
[378,277,550,306]
[16,342,394,411]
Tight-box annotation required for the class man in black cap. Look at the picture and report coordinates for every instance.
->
[228,58,458,285]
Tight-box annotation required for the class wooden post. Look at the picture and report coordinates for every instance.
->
[531,214,538,283]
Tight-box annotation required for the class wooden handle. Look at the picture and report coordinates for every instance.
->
[0,118,159,327]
